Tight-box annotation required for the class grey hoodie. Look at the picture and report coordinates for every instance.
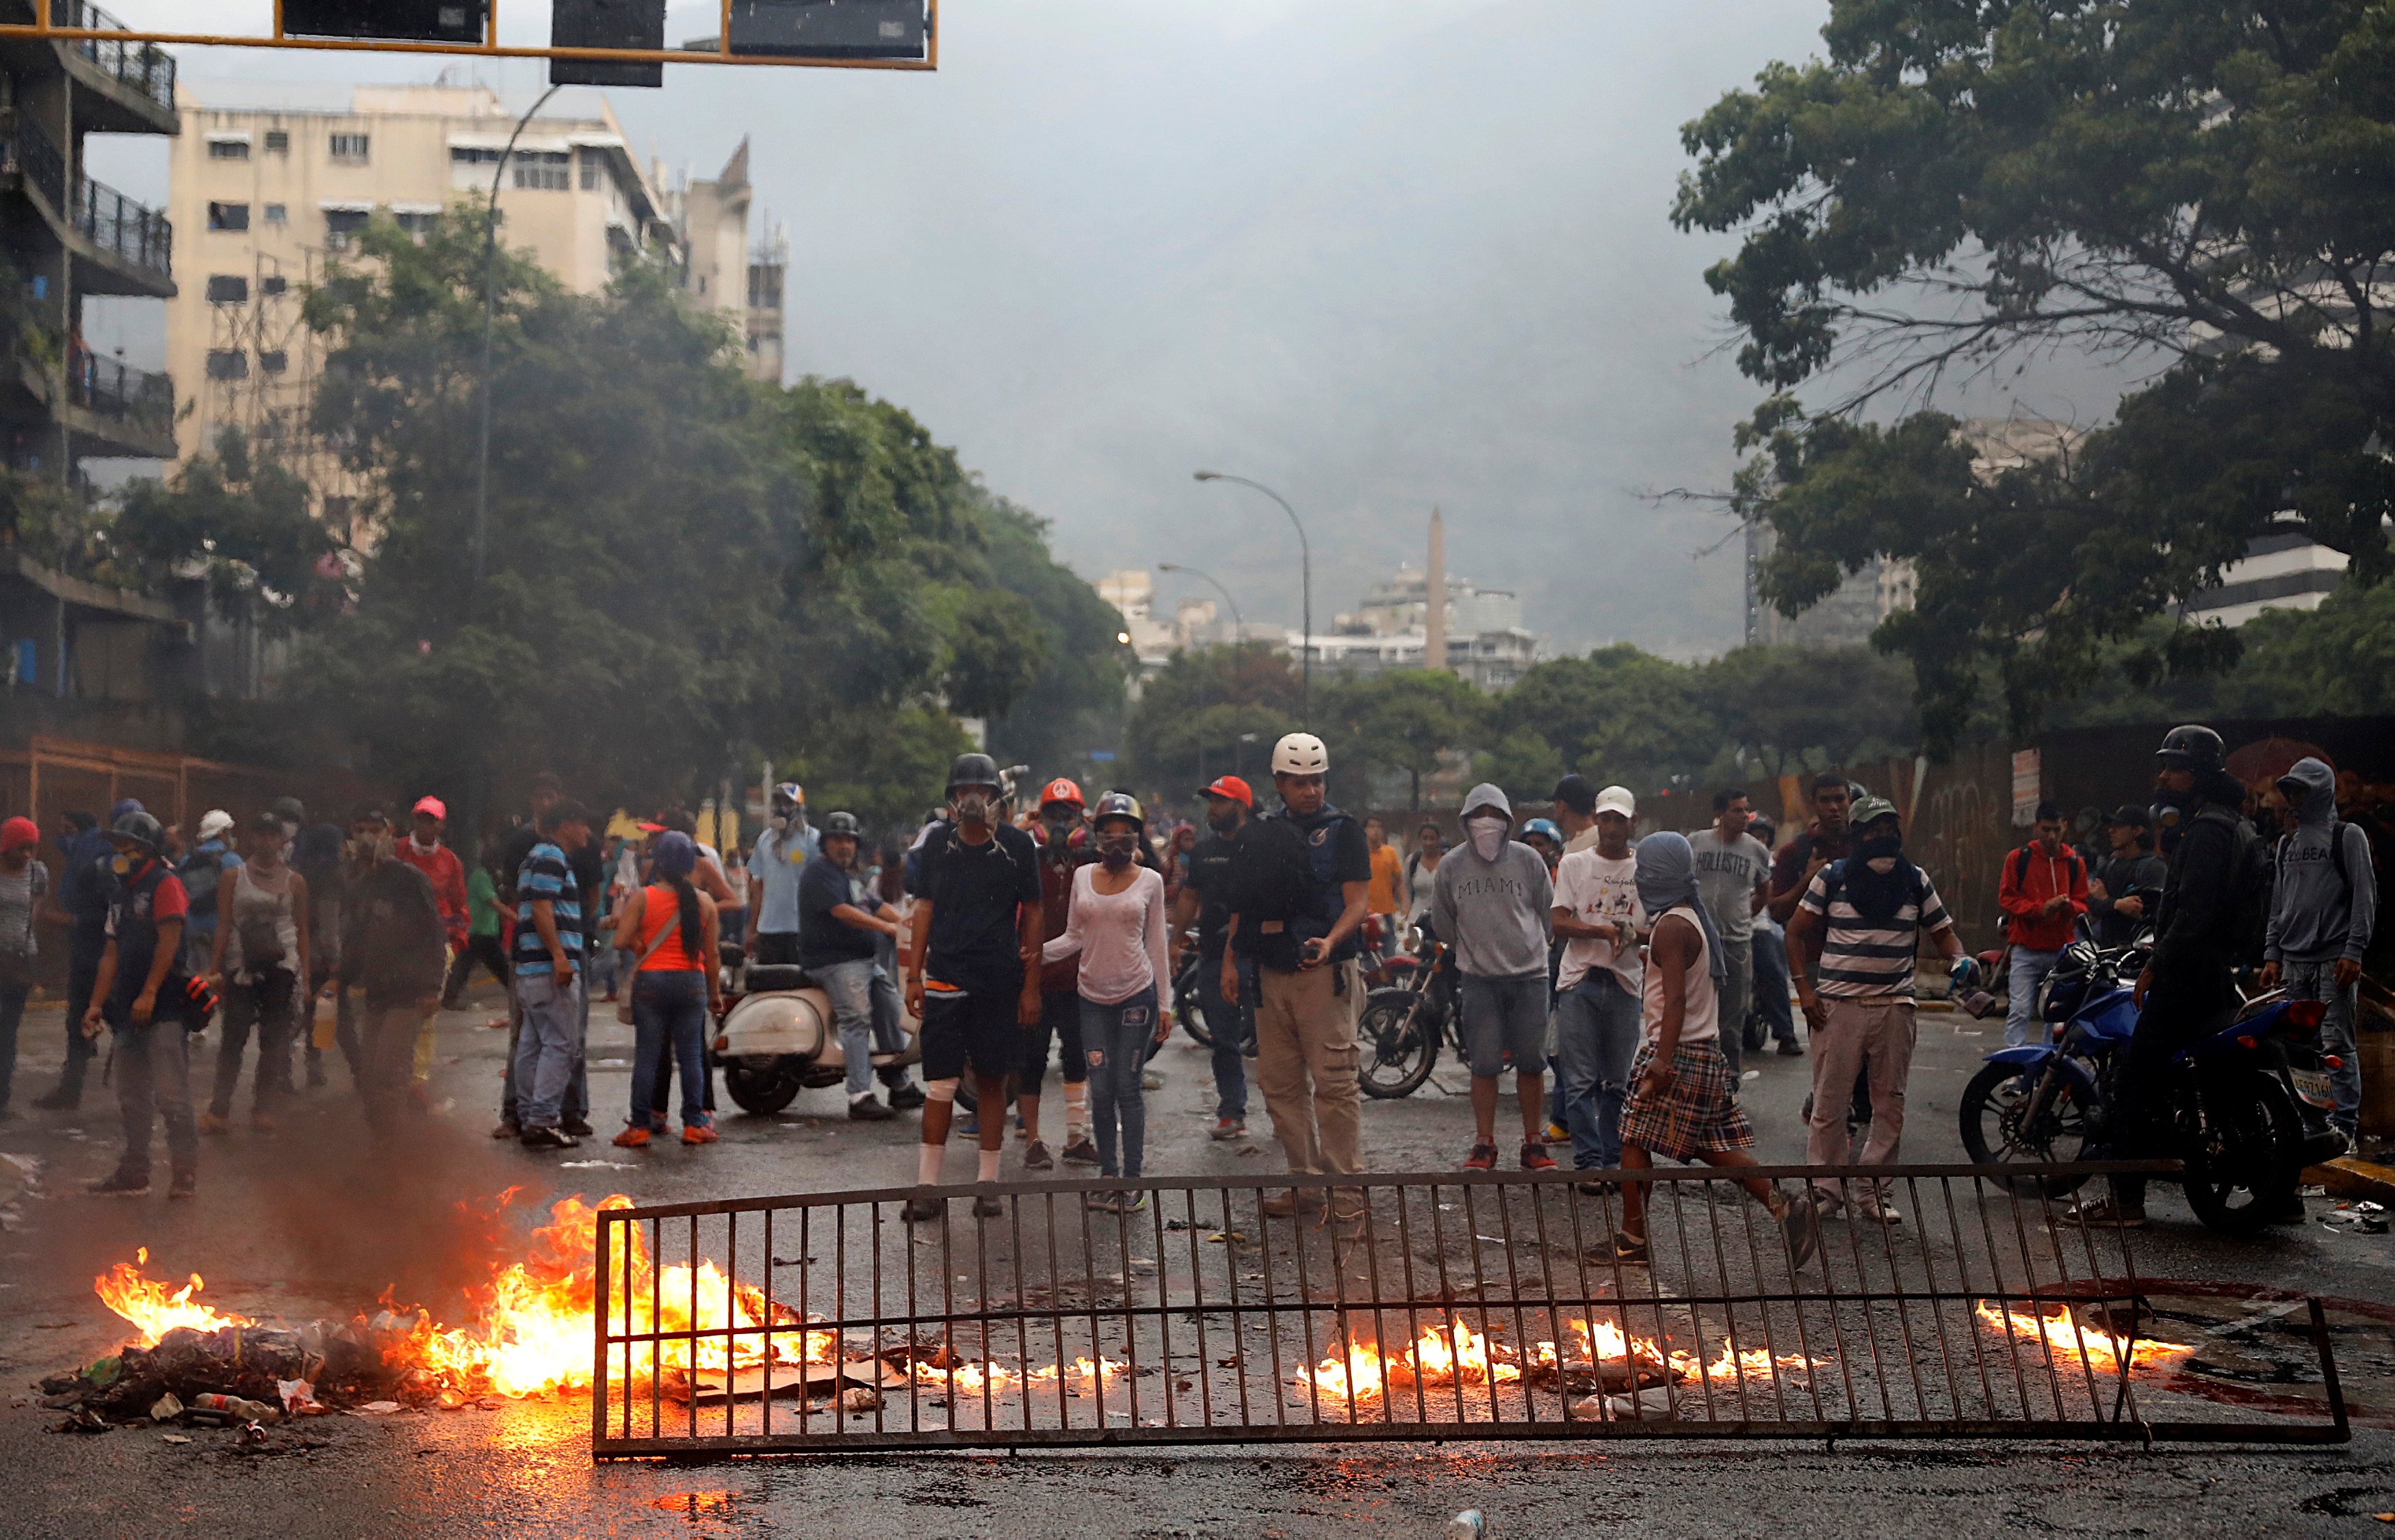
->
[2266,757,2377,965]
[1429,784,1554,980]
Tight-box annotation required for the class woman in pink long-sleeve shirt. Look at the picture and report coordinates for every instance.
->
[1040,794,1170,1208]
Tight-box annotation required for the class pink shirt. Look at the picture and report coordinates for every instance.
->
[1040,864,1169,1006]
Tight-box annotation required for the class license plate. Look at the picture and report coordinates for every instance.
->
[2290,1069,2335,1109]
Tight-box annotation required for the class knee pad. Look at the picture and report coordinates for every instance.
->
[924,1078,960,1105]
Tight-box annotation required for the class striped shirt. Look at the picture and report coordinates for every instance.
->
[1796,862,1952,999]
[513,839,584,978]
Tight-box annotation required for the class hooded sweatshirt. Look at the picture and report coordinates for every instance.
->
[1429,785,1553,980]
[2266,757,2377,966]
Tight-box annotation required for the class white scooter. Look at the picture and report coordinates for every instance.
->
[710,956,920,1115]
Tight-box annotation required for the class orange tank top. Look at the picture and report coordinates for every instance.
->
[633,885,704,973]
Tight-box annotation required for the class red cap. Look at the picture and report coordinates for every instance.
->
[1039,777,1084,809]
[0,815,36,852]
[637,821,666,835]
[411,795,447,821]
[1198,775,1253,809]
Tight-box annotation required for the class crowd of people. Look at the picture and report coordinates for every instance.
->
[0,718,2371,1251]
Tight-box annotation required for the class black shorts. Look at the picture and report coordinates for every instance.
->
[1020,988,1087,1086]
[920,980,1024,1082]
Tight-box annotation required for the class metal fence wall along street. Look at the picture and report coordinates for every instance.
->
[588,1164,2349,1458]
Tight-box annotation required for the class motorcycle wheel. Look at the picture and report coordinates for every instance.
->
[2183,1074,2303,1238]
[1959,1060,2094,1195]
[722,1059,806,1117]
[1742,1008,1768,1055]
[1358,989,1439,1099]
[1174,958,1216,1048]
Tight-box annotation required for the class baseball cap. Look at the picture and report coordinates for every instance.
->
[2107,804,2151,828]
[1197,775,1254,809]
[196,809,235,842]
[1851,794,1900,828]
[412,795,448,821]
[1594,785,1636,820]
[0,815,36,852]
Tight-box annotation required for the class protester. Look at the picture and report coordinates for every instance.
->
[719,847,750,948]
[1041,794,1171,1208]
[495,776,598,1140]
[1551,776,1601,854]
[175,809,240,976]
[1744,815,1799,1054]
[1169,776,1258,1140]
[1433,784,1556,1171]
[901,755,1041,1221]
[1551,784,1643,1181]
[1519,818,1563,872]
[1364,816,1405,948]
[794,811,919,1122]
[395,796,469,1096]
[1162,822,1198,904]
[1021,779,1098,1167]
[1688,788,1774,1073]
[442,854,512,1008]
[81,810,198,1198]
[612,831,721,1147]
[31,809,116,1110]
[2085,806,2165,949]
[510,800,593,1151]
[1403,821,1445,932]
[1224,733,1371,1221]
[1786,795,1971,1223]
[202,811,313,1134]
[333,809,445,1136]
[2260,757,2377,1141]
[747,783,818,965]
[289,813,348,1088]
[0,816,48,1119]
[1605,831,1819,1268]
[1995,801,2088,1049]
[1767,774,1855,926]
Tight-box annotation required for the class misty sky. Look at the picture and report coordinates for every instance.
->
[81,1,2129,658]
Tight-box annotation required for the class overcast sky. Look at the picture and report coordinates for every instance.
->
[83,1,2122,657]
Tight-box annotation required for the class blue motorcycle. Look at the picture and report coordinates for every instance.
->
[1960,939,2349,1231]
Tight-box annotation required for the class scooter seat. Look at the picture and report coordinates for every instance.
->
[742,963,812,994]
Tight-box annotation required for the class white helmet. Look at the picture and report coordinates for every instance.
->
[1270,732,1329,776]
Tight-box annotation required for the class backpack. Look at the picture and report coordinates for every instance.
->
[1230,815,1317,970]
[177,846,228,919]
[2197,807,2275,967]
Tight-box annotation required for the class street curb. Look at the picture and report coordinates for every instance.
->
[2303,1156,2395,1204]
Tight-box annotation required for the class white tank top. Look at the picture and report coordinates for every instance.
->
[1639,906,1719,1047]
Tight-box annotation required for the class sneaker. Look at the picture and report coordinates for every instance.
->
[848,1097,895,1122]
[1085,1190,1119,1213]
[167,1171,196,1201]
[1778,1191,1822,1268]
[1118,1190,1149,1214]
[901,1194,944,1224]
[31,1087,81,1111]
[1855,1199,1904,1225]
[88,1169,150,1197]
[199,1112,231,1136]
[612,1126,651,1149]
[1210,1117,1247,1141]
[681,1123,719,1145]
[1140,1069,1163,1091]
[1258,1190,1325,1219]
[561,1118,595,1137]
[1463,1142,1499,1171]
[885,1082,927,1111]
[1518,1143,1557,1171]
[1061,1137,1100,1166]
[957,1112,980,1136]
[2067,1198,2147,1228]
[490,1119,521,1140]
[520,1125,578,1150]
[972,1193,1005,1219]
[1542,1121,1570,1145]
[1022,1139,1054,1171]
[1777,1039,1805,1058]
[1572,1177,1616,1197]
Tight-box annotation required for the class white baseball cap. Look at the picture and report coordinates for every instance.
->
[1594,785,1636,820]
[196,809,235,842]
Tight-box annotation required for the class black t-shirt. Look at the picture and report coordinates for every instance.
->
[917,821,1040,991]
[798,858,879,969]
[1182,828,1241,956]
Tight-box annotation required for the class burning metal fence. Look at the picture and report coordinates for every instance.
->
[590,1162,2348,1456]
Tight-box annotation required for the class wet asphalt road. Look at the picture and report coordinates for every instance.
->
[2,985,2391,1538]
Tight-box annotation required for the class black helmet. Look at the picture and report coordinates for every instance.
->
[947,753,1000,794]
[1089,792,1144,831]
[2156,724,2226,772]
[111,809,164,854]
[821,810,862,837]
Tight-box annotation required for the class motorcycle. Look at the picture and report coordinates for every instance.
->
[1958,939,2348,1232]
[711,959,920,1116]
[1175,915,1391,1050]
[1357,929,1464,1099]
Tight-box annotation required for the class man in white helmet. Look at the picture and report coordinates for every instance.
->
[1221,731,1372,1220]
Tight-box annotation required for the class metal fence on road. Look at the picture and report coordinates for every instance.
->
[589,1163,2348,1458]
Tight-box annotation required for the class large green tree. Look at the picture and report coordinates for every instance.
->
[1122,643,1304,795]
[1676,0,2395,749]
[1315,669,1488,809]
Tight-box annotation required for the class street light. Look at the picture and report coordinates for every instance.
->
[470,83,562,588]
[1193,471,1310,723]
[1156,560,1244,636]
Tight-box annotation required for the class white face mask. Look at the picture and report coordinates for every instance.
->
[1866,855,1898,874]
[1467,815,1508,862]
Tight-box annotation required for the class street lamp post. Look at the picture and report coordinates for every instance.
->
[1158,562,1245,783]
[470,83,562,589]
[1193,471,1310,724]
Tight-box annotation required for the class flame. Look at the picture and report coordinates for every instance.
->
[94,1247,255,1347]
[1302,1317,1526,1402]
[1973,1300,2193,1374]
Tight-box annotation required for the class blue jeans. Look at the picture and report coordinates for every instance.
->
[1083,988,1158,1179]
[816,957,881,1097]
[1198,950,1254,1121]
[2006,947,2061,1049]
[1554,974,1641,1170]
[2283,959,2361,1135]
[1750,924,1796,1043]
[629,970,710,1130]
[512,971,582,1129]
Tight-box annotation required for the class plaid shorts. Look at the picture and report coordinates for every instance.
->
[1617,1041,1754,1162]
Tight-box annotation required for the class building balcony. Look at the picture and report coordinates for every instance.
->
[2,115,173,298]
[0,0,178,136]
[9,344,175,460]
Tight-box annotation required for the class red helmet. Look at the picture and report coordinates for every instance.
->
[1039,777,1085,810]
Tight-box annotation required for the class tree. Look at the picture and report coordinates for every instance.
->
[980,497,1132,774]
[1123,643,1303,794]
[112,428,336,625]
[1317,669,1487,809]
[1490,646,1720,798]
[1698,644,1917,777]
[1473,725,1566,805]
[1676,1,2395,749]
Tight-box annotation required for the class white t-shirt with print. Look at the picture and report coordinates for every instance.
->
[1553,848,1644,995]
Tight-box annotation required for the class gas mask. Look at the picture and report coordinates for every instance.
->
[1466,815,1508,862]
[2149,787,2193,834]
[1097,833,1137,870]
[953,790,996,829]
[1044,809,1078,839]
[111,853,133,875]
[1858,833,1903,873]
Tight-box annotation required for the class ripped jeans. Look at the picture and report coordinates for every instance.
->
[1554,974,1642,1171]
[1081,987,1158,1180]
